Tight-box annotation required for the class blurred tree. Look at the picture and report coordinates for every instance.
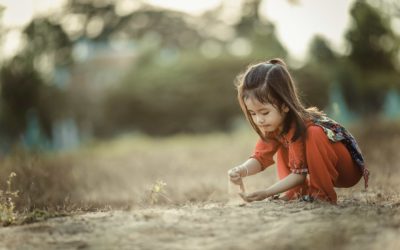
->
[0,0,290,142]
[66,0,205,50]
[344,0,400,114]
[94,0,289,136]
[292,36,339,111]
[346,0,397,70]
[234,0,287,59]
[0,17,71,146]
[59,0,217,138]
[24,18,73,68]
[308,35,337,65]
[101,52,247,136]
[0,56,43,139]
[373,0,400,71]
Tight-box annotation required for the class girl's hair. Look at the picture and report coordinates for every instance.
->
[235,58,323,142]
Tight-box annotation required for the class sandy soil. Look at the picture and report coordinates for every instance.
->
[1,198,399,250]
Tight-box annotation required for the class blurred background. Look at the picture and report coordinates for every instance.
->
[0,0,399,151]
[0,0,399,212]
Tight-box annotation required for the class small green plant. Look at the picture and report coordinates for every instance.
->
[149,179,171,205]
[0,172,19,226]
[21,209,68,224]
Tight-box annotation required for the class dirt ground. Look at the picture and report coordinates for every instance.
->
[1,197,399,250]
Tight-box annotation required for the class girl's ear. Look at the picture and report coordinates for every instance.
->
[282,104,289,113]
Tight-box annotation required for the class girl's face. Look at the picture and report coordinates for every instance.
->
[244,97,289,135]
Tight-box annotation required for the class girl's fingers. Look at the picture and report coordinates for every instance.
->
[253,196,263,201]
[238,192,250,202]
[238,193,246,201]
[246,193,258,199]
[247,195,258,201]
[228,169,240,177]
[231,175,241,181]
[239,183,245,193]
[228,171,240,179]
[239,193,260,203]
[239,190,267,202]
[230,177,242,185]
[244,193,264,202]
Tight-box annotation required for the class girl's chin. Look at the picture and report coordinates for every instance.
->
[260,127,275,133]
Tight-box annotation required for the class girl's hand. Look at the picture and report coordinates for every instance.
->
[227,166,245,185]
[238,190,270,203]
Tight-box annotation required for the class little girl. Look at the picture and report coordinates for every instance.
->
[228,58,369,204]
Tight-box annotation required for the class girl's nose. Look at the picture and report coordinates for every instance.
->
[256,116,265,125]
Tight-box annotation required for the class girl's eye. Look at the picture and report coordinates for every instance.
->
[249,112,269,116]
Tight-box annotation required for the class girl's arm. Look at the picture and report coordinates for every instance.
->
[240,173,306,202]
[264,173,306,196]
[236,158,263,176]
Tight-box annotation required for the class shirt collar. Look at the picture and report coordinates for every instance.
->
[265,121,296,144]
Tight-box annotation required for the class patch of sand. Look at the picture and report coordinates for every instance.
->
[1,199,399,250]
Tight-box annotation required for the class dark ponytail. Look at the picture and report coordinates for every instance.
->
[266,58,287,67]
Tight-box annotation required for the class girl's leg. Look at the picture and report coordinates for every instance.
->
[305,126,340,204]
[305,126,363,204]
[276,148,309,200]
[331,142,362,188]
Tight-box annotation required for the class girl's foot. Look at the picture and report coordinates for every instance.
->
[300,195,314,202]
[269,194,290,201]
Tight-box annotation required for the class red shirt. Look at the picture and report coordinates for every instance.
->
[251,122,308,174]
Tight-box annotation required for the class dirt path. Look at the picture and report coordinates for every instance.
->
[1,199,399,250]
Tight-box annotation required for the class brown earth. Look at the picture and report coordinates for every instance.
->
[0,197,399,250]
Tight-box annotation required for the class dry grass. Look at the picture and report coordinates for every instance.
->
[0,119,399,222]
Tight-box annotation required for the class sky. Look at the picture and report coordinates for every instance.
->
[0,0,355,61]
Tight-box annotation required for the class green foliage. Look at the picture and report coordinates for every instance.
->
[66,1,205,49]
[100,52,248,136]
[295,36,338,110]
[24,18,73,66]
[292,65,331,110]
[0,16,73,146]
[235,0,287,59]
[343,0,400,113]
[78,0,287,137]
[346,0,398,71]
[148,179,170,205]
[0,170,70,227]
[0,56,43,139]
[308,36,337,65]
[0,0,289,141]
[301,1,400,115]
[20,209,68,225]
[2,0,399,143]
[0,150,77,210]
[0,55,66,142]
[0,172,19,226]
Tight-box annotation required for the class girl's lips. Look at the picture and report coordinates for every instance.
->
[259,126,273,133]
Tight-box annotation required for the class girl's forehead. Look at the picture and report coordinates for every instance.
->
[244,97,273,109]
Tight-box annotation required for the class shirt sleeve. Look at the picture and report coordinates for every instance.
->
[250,138,279,171]
[288,138,308,174]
